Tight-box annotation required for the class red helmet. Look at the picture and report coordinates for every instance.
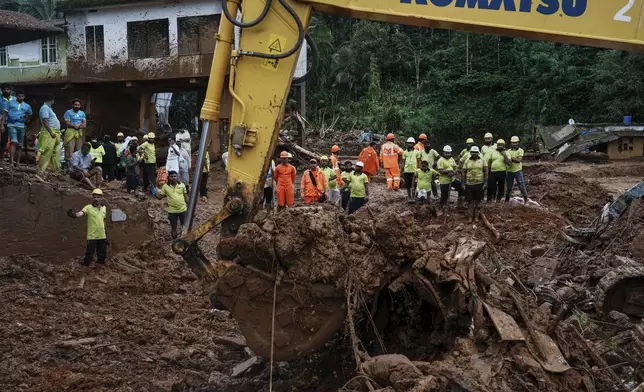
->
[331,145,340,153]
[386,133,395,140]
[418,133,427,141]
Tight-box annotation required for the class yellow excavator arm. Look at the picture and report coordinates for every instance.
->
[174,0,644,360]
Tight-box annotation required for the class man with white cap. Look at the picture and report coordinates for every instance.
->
[463,146,488,223]
[347,161,369,214]
[481,132,496,160]
[486,139,511,203]
[138,132,157,192]
[403,137,420,201]
[505,136,528,203]
[436,145,464,210]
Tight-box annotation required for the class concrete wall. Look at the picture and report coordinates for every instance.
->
[607,137,644,159]
[0,35,67,84]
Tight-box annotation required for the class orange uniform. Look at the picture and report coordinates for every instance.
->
[358,146,380,178]
[329,153,343,187]
[300,167,327,204]
[414,142,425,152]
[380,141,403,190]
[274,163,296,207]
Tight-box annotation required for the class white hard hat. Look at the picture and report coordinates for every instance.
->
[470,146,480,153]
[355,161,364,167]
[406,137,415,143]
[443,145,452,153]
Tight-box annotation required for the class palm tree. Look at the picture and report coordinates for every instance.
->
[0,0,57,20]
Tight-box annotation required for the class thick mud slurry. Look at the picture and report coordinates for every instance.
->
[1,162,644,392]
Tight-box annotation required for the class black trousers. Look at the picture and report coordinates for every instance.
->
[348,197,366,215]
[200,172,209,197]
[487,171,506,202]
[84,239,107,265]
[263,186,273,205]
[341,189,351,210]
[143,163,156,190]
[440,180,464,207]
[102,164,116,181]
[403,172,415,189]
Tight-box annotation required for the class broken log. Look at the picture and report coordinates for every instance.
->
[480,213,500,244]
[57,337,97,348]
[278,137,322,162]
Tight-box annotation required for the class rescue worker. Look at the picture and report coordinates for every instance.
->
[155,170,188,239]
[0,85,14,162]
[414,160,438,203]
[200,143,212,202]
[320,156,340,205]
[341,161,353,211]
[67,188,108,265]
[486,139,511,203]
[262,158,276,209]
[459,138,474,163]
[63,98,87,164]
[273,151,296,209]
[403,137,420,201]
[380,133,403,191]
[138,132,157,192]
[505,136,528,203]
[436,145,464,210]
[463,146,488,223]
[115,132,125,152]
[6,90,32,167]
[301,158,327,204]
[37,94,61,174]
[89,138,105,169]
[347,161,369,215]
[418,138,440,198]
[481,132,496,158]
[414,133,428,152]
[357,141,380,180]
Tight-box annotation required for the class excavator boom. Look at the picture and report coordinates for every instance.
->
[175,0,644,360]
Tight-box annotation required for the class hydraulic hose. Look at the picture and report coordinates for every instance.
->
[238,0,304,60]
[222,0,272,28]
[292,32,318,85]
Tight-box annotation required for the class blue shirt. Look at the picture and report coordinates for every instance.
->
[1,96,14,124]
[39,103,61,130]
[64,109,86,127]
[7,100,32,128]
[70,150,93,171]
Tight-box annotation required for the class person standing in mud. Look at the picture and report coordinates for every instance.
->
[341,160,354,211]
[463,146,487,223]
[320,156,340,205]
[403,137,420,202]
[347,161,369,215]
[505,136,528,204]
[101,135,117,181]
[301,158,327,204]
[7,90,33,168]
[414,160,438,204]
[67,188,108,266]
[486,139,511,203]
[63,98,87,165]
[0,85,14,163]
[125,144,140,193]
[436,146,464,211]
[155,170,188,239]
[419,139,440,199]
[273,151,296,209]
[138,132,157,192]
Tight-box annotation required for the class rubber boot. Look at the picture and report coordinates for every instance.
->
[467,204,474,224]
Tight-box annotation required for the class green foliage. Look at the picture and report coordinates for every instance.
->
[0,0,57,20]
[306,15,644,147]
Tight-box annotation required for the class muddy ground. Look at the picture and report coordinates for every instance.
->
[1,160,643,391]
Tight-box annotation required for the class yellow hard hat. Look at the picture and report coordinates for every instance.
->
[320,155,329,161]
[484,132,493,139]
[497,139,506,145]
[147,132,156,139]
[92,188,104,195]
[510,136,520,143]
[466,138,474,144]
[117,132,124,137]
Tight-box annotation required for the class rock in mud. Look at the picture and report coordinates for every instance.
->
[362,354,423,391]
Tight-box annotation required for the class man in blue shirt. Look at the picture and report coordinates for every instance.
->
[70,142,102,189]
[38,94,61,175]
[6,89,32,167]
[63,98,87,164]
[0,85,14,162]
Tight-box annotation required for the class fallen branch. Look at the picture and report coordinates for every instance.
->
[480,212,500,244]
[569,324,623,387]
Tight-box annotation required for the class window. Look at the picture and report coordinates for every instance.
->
[127,19,169,59]
[85,25,105,61]
[0,46,7,67]
[41,36,58,64]
[178,15,220,55]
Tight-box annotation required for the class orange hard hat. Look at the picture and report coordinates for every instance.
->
[280,151,288,158]
[386,133,395,140]
[418,133,427,141]
[331,145,340,153]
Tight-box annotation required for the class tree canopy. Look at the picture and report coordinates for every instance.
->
[305,15,644,145]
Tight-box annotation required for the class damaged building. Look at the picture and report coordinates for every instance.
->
[538,122,644,161]
[0,0,307,157]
